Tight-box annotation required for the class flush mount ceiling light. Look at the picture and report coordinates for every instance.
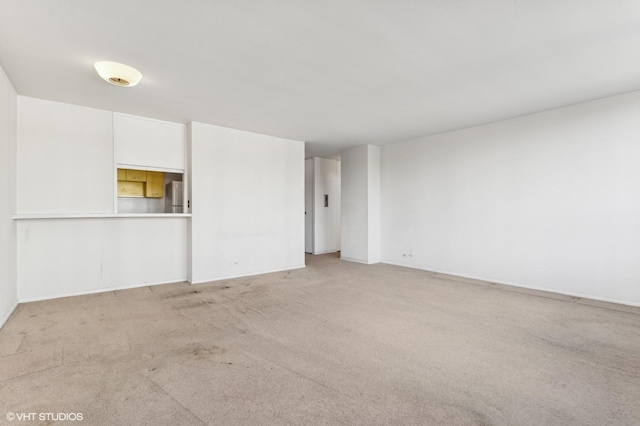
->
[94,61,143,87]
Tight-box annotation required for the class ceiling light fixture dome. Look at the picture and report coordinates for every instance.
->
[94,61,143,87]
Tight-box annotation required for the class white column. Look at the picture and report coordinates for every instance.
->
[340,145,380,264]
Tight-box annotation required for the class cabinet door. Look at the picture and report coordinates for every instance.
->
[118,181,144,197]
[117,168,127,181]
[115,114,185,171]
[145,171,164,198]
[126,169,147,182]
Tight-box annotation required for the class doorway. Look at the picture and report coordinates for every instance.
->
[305,157,341,255]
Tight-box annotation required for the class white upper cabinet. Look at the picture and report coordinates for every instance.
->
[115,113,185,171]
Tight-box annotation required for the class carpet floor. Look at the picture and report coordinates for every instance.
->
[1,253,639,425]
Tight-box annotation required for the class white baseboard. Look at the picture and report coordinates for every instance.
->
[340,256,379,265]
[487,280,640,308]
[383,260,438,271]
[0,300,18,330]
[190,264,306,285]
[18,278,188,303]
[381,261,640,308]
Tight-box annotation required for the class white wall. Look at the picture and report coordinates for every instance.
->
[305,157,340,254]
[341,145,380,264]
[382,90,640,306]
[17,96,114,214]
[15,98,188,301]
[0,64,17,328]
[17,218,188,301]
[189,122,305,283]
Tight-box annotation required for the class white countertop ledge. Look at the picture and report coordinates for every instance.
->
[13,213,192,220]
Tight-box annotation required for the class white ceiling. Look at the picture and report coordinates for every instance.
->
[1,1,640,157]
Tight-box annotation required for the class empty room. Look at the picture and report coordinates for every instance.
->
[1,1,639,425]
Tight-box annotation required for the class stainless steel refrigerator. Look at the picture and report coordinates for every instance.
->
[165,181,184,213]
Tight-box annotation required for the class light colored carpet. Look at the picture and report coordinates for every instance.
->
[1,253,639,425]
